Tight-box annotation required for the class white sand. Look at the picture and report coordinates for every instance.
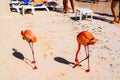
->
[0,0,120,80]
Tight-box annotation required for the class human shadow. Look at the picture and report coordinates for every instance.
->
[75,0,107,3]
[54,57,81,68]
[75,0,93,3]
[92,11,113,22]
[12,48,34,69]
[94,12,113,17]
[93,16,112,22]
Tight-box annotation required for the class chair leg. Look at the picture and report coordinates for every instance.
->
[12,5,20,13]
[91,12,93,21]
[44,6,49,12]
[16,7,20,13]
[75,10,78,20]
[32,7,35,15]
[22,6,25,15]
[22,6,35,15]
[85,13,88,19]
[80,12,82,21]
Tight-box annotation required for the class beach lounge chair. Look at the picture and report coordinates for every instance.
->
[10,0,21,12]
[11,4,22,13]
[10,0,20,4]
[10,0,29,13]
[22,0,49,15]
[10,0,49,14]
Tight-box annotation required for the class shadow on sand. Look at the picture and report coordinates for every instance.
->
[94,12,113,17]
[54,57,75,65]
[75,0,93,3]
[54,57,82,68]
[54,57,85,70]
[12,48,34,69]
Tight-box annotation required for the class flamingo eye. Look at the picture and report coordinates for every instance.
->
[90,37,94,41]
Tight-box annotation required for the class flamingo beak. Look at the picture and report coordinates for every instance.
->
[21,30,25,40]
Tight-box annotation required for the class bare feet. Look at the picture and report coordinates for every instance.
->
[72,10,75,13]
[64,7,71,13]
[117,20,120,23]
[110,20,118,24]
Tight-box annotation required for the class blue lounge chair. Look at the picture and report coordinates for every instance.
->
[22,0,49,15]
[10,0,49,14]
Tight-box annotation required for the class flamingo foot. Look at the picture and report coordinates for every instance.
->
[31,61,36,64]
[85,55,89,59]
[33,66,38,70]
[73,63,82,68]
[85,69,90,72]
[75,58,79,63]
[75,63,82,66]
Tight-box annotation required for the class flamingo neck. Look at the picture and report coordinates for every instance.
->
[75,43,81,63]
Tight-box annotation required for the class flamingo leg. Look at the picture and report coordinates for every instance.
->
[29,42,37,69]
[85,46,90,72]
[74,46,90,72]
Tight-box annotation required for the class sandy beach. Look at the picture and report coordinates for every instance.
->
[0,0,120,80]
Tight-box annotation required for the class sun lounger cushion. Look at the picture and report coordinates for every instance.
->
[35,4,43,6]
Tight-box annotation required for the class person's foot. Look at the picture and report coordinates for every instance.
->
[64,7,71,13]
[93,1,99,4]
[110,20,118,24]
[93,2,96,4]
[72,10,75,13]
[110,21,116,24]
[117,20,120,23]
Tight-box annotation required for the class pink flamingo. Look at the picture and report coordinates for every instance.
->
[74,31,98,72]
[21,29,37,70]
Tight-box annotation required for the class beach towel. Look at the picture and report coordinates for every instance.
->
[30,0,48,6]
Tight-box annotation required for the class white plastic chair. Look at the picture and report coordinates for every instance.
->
[75,8,93,21]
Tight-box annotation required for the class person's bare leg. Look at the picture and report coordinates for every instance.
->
[65,0,68,13]
[118,0,120,23]
[93,0,96,3]
[111,0,118,23]
[70,0,75,13]
[64,0,71,13]
[64,0,69,13]
[97,0,100,4]
[63,0,66,12]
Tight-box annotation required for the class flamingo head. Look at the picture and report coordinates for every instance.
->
[77,31,98,46]
[87,37,98,45]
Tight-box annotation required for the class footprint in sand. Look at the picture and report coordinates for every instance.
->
[43,52,53,59]
[51,72,65,77]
